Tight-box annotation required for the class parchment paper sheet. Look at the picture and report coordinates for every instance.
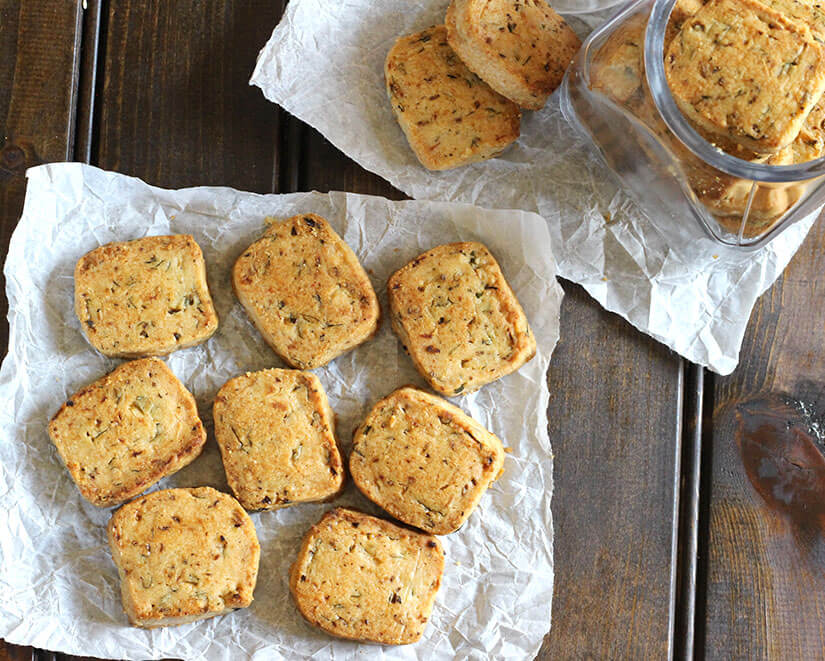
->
[250,0,817,375]
[0,163,562,660]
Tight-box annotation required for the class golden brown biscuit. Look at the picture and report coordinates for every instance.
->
[48,358,206,507]
[289,508,444,644]
[385,25,521,171]
[388,242,535,396]
[760,0,825,40]
[75,235,218,358]
[350,386,505,534]
[107,487,260,628]
[232,214,380,369]
[665,0,825,154]
[590,0,708,108]
[590,13,646,106]
[213,369,344,510]
[688,145,793,217]
[666,0,708,46]
[791,95,825,161]
[445,0,581,110]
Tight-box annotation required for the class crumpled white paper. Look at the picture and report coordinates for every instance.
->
[250,0,818,375]
[0,163,562,660]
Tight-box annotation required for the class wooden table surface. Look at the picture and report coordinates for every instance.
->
[2,2,824,659]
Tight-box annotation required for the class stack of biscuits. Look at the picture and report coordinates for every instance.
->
[47,211,537,645]
[589,0,825,236]
[386,0,581,170]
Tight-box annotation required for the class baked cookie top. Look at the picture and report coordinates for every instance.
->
[792,94,825,161]
[590,12,646,105]
[388,241,535,396]
[213,368,343,510]
[446,0,581,109]
[665,0,825,153]
[232,214,379,369]
[48,358,206,507]
[107,487,260,628]
[760,0,825,40]
[350,386,505,534]
[385,25,521,170]
[289,508,444,645]
[75,234,218,358]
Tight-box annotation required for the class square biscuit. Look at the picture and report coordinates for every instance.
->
[233,214,380,369]
[665,0,825,154]
[213,368,344,510]
[446,0,581,110]
[289,508,444,645]
[388,241,535,396]
[48,358,206,507]
[75,235,218,358]
[107,487,260,628]
[350,387,505,534]
[385,25,521,171]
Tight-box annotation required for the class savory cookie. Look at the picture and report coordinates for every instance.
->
[232,214,380,369]
[589,12,646,105]
[590,0,707,108]
[700,183,801,233]
[289,508,444,644]
[213,368,344,510]
[75,235,218,358]
[387,241,535,396]
[48,358,206,507]
[665,0,825,154]
[107,487,260,628]
[385,25,521,170]
[760,0,825,40]
[666,0,708,47]
[691,146,799,224]
[350,386,505,534]
[791,95,825,161]
[446,0,581,109]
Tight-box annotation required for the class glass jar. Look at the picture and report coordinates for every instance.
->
[560,0,825,248]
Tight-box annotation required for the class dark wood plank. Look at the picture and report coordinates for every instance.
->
[94,0,284,192]
[702,214,825,658]
[541,287,683,660]
[299,128,685,660]
[0,0,83,351]
[0,0,84,656]
[0,646,33,661]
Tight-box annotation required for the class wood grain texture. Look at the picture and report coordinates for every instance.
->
[702,215,825,659]
[0,644,32,661]
[540,284,682,660]
[0,0,82,351]
[94,0,284,192]
[299,127,685,659]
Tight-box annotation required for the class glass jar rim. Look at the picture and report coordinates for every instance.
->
[645,0,825,183]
